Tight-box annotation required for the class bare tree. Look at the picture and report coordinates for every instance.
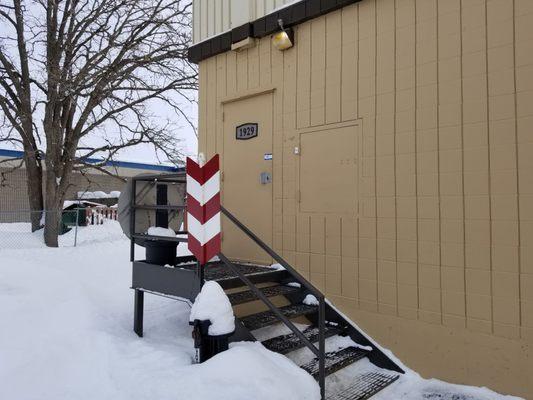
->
[0,0,197,246]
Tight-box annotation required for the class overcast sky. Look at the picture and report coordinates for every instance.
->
[0,4,199,166]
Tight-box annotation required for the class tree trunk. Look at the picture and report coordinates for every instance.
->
[43,167,61,247]
[24,154,44,232]
[43,206,60,247]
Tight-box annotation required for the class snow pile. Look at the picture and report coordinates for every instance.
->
[0,227,319,400]
[174,342,320,400]
[374,372,523,400]
[0,220,524,400]
[286,282,301,288]
[190,281,235,335]
[147,226,176,237]
[302,294,319,306]
[0,220,126,249]
[77,191,121,199]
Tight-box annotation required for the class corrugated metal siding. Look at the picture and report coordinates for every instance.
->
[197,0,533,396]
[192,0,300,43]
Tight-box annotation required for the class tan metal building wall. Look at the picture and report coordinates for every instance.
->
[196,0,533,397]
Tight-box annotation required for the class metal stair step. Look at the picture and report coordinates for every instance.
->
[228,284,302,305]
[262,325,342,355]
[327,371,399,400]
[240,303,317,331]
[301,346,370,379]
[179,262,290,289]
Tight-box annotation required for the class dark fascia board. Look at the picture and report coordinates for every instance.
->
[187,0,363,64]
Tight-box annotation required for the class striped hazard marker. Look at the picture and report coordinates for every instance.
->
[186,154,221,265]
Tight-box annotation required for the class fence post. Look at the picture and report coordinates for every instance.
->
[74,208,79,247]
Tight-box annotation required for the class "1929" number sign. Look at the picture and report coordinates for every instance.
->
[236,123,258,140]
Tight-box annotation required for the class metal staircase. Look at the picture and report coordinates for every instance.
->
[203,206,403,399]
[126,172,403,399]
[192,255,402,399]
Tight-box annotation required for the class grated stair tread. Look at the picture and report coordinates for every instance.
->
[261,325,342,355]
[228,284,302,305]
[241,303,317,331]
[301,346,369,379]
[327,371,399,400]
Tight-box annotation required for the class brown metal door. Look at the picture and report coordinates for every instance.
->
[222,93,273,264]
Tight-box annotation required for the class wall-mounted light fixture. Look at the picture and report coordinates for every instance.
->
[272,19,294,51]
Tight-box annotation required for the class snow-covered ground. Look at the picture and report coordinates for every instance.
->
[0,221,522,400]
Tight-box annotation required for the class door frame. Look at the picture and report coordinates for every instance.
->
[220,87,276,263]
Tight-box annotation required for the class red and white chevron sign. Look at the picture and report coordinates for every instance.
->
[186,154,221,265]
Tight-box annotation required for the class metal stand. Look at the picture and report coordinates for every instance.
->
[134,289,144,337]
[196,260,204,289]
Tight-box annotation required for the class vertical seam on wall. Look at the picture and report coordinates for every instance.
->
[309,23,313,128]
[228,0,231,31]
[340,217,343,296]
[392,0,398,315]
[269,30,273,85]
[512,0,522,331]
[294,30,299,241]
[356,4,360,119]
[484,0,494,334]
[225,53,228,97]
[436,0,443,325]
[247,49,250,91]
[259,37,262,85]
[356,3,361,308]
[340,9,344,123]
[220,0,224,33]
[308,215,311,278]
[281,48,285,256]
[323,17,327,125]
[459,0,467,329]
[374,0,379,308]
[414,0,420,316]
[295,27,299,128]
[323,216,326,282]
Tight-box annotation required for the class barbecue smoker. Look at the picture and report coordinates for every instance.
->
[118,171,404,400]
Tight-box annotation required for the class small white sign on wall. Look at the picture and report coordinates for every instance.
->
[264,153,273,160]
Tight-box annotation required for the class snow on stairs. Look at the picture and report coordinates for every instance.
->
[262,325,342,354]
[210,261,400,399]
[328,372,400,400]
[301,347,369,379]
[240,303,317,330]
[227,284,301,306]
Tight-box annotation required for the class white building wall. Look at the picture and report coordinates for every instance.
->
[192,0,300,43]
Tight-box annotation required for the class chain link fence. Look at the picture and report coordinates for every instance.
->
[0,208,117,249]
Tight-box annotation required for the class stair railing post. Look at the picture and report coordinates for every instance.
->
[196,260,204,289]
[318,295,326,400]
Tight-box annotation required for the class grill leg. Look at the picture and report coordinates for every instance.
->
[134,289,144,337]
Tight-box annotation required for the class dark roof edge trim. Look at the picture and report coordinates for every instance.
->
[188,0,363,64]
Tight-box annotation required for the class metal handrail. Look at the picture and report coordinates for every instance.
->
[221,206,323,299]
[218,253,319,357]
[220,206,326,400]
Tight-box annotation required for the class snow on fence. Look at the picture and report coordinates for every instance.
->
[85,207,117,225]
[0,207,119,249]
